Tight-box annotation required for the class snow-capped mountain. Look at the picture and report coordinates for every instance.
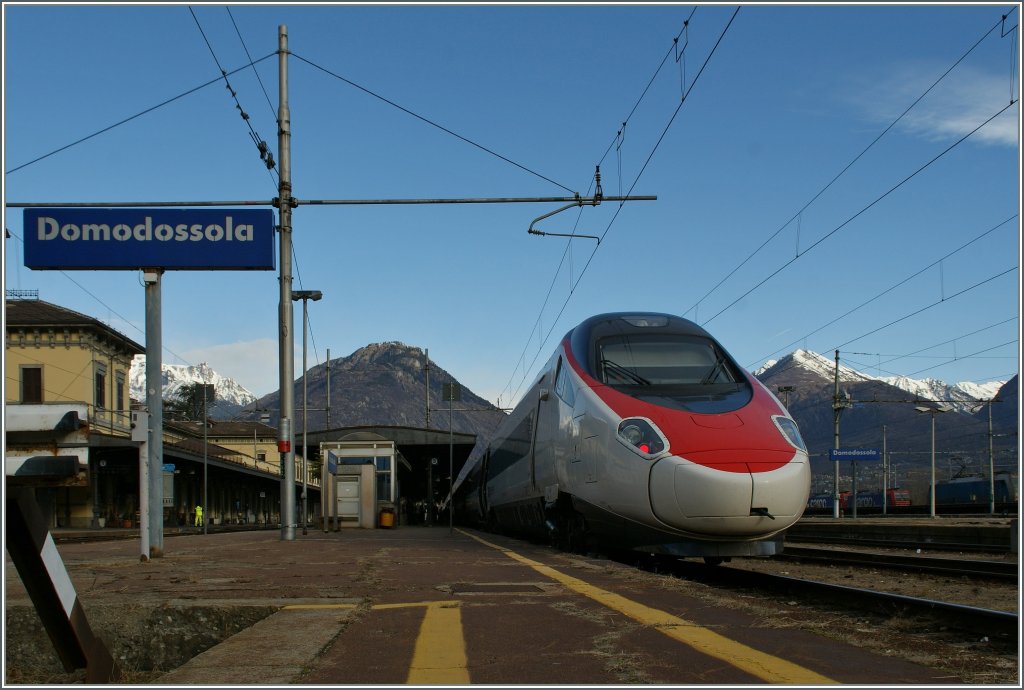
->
[753,350,1016,463]
[876,376,1004,414]
[754,349,1005,414]
[129,356,257,415]
[755,349,873,384]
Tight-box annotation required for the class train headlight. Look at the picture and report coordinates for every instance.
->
[772,415,807,453]
[616,418,667,457]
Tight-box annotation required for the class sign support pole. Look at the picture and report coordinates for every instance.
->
[144,270,164,557]
[139,434,149,560]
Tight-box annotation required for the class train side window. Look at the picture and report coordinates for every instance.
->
[554,357,576,407]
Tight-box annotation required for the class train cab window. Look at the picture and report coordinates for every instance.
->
[554,358,576,407]
[597,335,739,386]
[597,334,751,413]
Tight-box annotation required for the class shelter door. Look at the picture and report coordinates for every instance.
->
[337,476,361,526]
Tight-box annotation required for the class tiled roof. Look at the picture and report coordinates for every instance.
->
[167,437,243,460]
[5,298,144,353]
[165,419,278,438]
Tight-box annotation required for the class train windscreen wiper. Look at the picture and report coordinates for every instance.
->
[700,356,731,385]
[600,359,650,386]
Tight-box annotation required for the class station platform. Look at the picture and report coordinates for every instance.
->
[4,525,978,685]
[788,514,1018,552]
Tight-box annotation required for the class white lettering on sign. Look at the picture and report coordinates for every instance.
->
[36,216,255,243]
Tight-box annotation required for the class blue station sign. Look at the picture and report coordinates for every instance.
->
[23,208,276,270]
[829,448,881,462]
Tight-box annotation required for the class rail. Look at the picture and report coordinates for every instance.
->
[712,566,1018,644]
[779,546,1017,580]
[786,533,1012,554]
[615,551,1018,648]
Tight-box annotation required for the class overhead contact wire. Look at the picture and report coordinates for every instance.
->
[834,267,1018,350]
[747,215,1018,366]
[873,317,1019,370]
[506,6,741,405]
[226,6,278,121]
[291,52,576,195]
[701,99,1018,328]
[502,7,701,406]
[5,53,277,175]
[188,6,278,187]
[684,12,1011,318]
[290,242,322,371]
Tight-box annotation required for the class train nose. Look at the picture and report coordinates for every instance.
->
[649,452,809,536]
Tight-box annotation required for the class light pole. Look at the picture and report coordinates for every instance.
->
[442,383,460,535]
[831,351,852,518]
[196,378,216,535]
[984,399,996,515]
[202,379,208,536]
[777,385,794,410]
[292,289,322,536]
[915,404,950,518]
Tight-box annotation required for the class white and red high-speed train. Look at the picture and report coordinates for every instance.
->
[454,312,810,562]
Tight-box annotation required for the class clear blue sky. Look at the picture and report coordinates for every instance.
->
[3,3,1021,407]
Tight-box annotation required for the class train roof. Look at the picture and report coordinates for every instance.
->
[568,312,712,342]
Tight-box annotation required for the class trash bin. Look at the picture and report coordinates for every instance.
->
[379,507,395,529]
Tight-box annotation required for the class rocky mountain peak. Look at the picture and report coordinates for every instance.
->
[250,342,505,441]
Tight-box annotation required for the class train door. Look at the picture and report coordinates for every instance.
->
[566,378,596,485]
[576,396,605,485]
[533,363,565,493]
[582,420,604,484]
[528,386,545,491]
[550,356,579,488]
[568,411,586,483]
[479,449,491,519]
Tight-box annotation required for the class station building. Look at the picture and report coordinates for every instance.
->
[5,293,479,530]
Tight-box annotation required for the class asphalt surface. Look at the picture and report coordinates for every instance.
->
[4,523,974,685]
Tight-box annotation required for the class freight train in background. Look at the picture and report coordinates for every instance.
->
[804,472,1018,515]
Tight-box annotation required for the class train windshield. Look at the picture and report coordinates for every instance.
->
[596,334,751,413]
[597,334,740,386]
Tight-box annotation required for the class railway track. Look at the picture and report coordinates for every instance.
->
[786,533,1013,553]
[617,552,1019,649]
[707,565,1019,645]
[51,524,272,545]
[779,545,1018,581]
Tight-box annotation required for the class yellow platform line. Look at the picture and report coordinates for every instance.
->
[460,529,837,685]
[283,600,469,684]
[406,601,470,685]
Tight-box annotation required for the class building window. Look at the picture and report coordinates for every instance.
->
[115,372,126,412]
[375,456,392,502]
[256,451,267,464]
[94,365,107,410]
[21,365,42,403]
